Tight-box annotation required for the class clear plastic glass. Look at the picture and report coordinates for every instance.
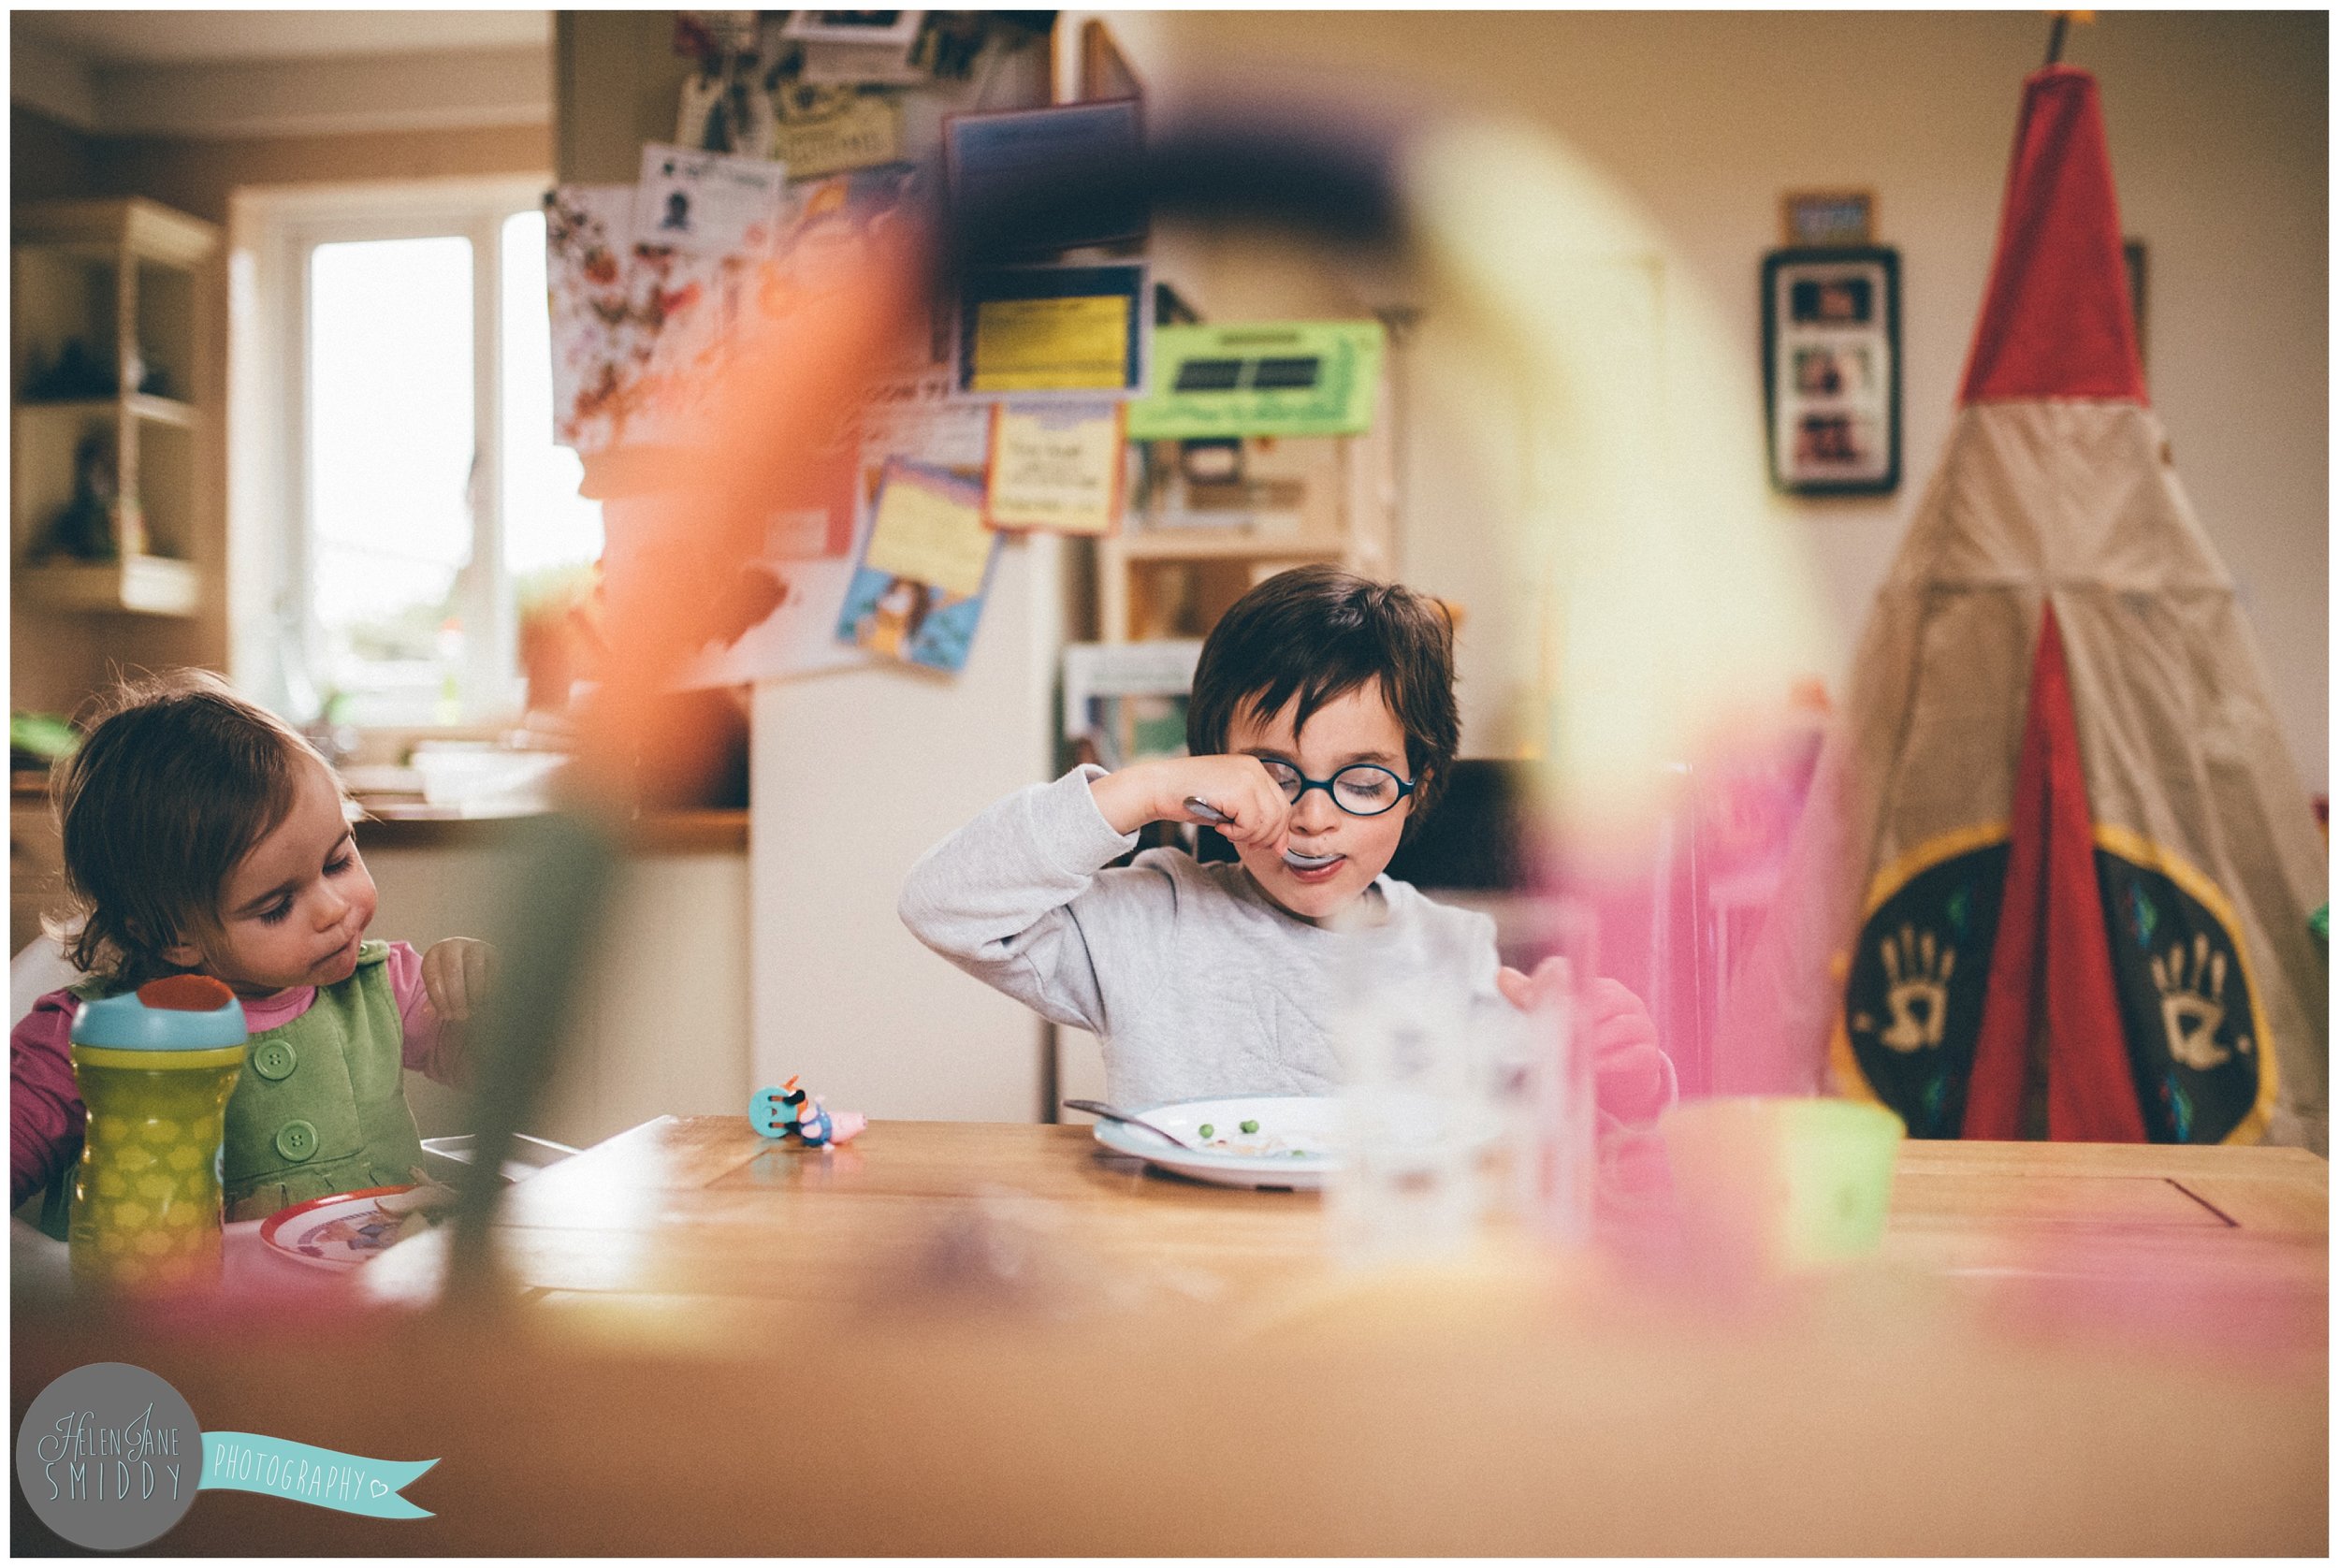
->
[1329,911,1495,1264]
[1483,958,1595,1249]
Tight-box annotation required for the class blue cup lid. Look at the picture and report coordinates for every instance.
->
[72,976,250,1050]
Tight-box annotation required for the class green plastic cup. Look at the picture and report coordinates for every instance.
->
[67,975,249,1295]
[1660,1096,1906,1273]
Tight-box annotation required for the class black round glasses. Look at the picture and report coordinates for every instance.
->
[1257,759,1416,818]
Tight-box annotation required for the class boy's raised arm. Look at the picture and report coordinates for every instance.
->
[1089,754,1294,849]
[898,766,1145,1034]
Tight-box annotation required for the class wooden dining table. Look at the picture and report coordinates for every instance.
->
[12,1116,2327,1556]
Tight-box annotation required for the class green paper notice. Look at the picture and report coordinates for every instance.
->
[1126,321,1385,440]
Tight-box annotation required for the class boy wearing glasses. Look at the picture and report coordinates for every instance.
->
[899,565,1670,1121]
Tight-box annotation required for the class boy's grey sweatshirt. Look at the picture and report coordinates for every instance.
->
[898,764,1504,1110]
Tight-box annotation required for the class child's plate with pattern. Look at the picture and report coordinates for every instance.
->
[258,1186,417,1270]
[1090,1095,1340,1189]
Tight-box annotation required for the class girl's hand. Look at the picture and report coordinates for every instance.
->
[1497,965,1673,1125]
[421,938,499,1022]
[1088,755,1294,849]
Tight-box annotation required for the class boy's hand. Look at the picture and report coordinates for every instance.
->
[1089,755,1293,849]
[421,938,499,1023]
[1495,955,1569,1011]
[1497,964,1672,1125]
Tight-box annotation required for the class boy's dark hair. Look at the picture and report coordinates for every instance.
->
[49,670,329,990]
[1186,565,1460,825]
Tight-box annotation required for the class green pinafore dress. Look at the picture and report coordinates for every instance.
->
[67,939,430,1224]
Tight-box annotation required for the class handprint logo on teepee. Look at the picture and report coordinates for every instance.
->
[2151,932,2249,1071]
[1877,923,1954,1053]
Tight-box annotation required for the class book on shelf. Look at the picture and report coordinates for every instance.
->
[1062,639,1203,770]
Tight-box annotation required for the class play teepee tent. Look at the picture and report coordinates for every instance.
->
[1727,65,2328,1149]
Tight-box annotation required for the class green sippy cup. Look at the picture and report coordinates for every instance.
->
[68,974,250,1294]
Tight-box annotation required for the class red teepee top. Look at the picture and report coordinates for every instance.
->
[1958,65,2148,406]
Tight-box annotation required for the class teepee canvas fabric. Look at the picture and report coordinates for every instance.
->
[1733,65,2327,1149]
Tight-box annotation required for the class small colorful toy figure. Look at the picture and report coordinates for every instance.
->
[749,1075,865,1147]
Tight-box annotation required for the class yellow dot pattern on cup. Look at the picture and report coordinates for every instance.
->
[69,1051,243,1296]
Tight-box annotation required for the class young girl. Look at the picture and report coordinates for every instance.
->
[899,564,1673,1123]
[10,672,494,1223]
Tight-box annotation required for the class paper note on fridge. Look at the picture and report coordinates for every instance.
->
[632,142,789,256]
[1127,320,1386,440]
[862,459,997,599]
[973,296,1131,392]
[985,400,1126,534]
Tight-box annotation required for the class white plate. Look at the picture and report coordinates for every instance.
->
[1091,1095,1339,1190]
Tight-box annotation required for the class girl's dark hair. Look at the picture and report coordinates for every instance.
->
[50,671,327,990]
[1186,565,1460,825]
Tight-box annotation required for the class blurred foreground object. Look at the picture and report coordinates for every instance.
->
[1406,121,1823,850]
[1722,66,2327,1149]
[1661,1096,1902,1276]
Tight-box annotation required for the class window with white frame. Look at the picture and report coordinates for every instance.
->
[235,177,602,728]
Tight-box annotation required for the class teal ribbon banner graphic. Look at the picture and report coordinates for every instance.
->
[199,1432,436,1518]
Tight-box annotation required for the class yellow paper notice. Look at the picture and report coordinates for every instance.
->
[985,403,1124,534]
[970,295,1131,392]
[864,468,995,599]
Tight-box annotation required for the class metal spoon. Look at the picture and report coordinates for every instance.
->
[1062,1099,1200,1151]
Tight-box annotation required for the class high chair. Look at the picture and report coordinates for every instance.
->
[10,936,80,1239]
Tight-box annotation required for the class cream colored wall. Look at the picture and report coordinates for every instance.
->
[1097,10,2328,791]
[92,123,553,226]
[367,844,751,1149]
[553,10,694,184]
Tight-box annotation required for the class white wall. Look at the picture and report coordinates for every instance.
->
[750,535,1071,1123]
[1090,10,2327,791]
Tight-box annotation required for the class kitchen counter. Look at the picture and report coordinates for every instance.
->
[352,804,747,854]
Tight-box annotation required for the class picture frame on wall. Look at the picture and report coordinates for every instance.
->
[780,10,929,86]
[1780,189,1875,248]
[1762,247,1900,495]
[943,98,1147,253]
[778,10,925,49]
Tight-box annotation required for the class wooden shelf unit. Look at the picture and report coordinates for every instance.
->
[1098,391,1398,643]
[11,197,219,617]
